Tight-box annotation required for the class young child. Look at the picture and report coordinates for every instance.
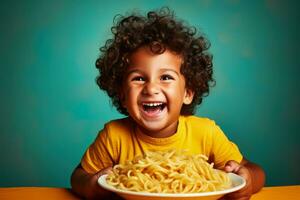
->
[71,7,265,200]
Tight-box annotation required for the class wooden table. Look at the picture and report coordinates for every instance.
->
[0,185,299,200]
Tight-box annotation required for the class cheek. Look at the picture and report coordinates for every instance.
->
[164,87,181,103]
[124,87,139,102]
[169,83,185,95]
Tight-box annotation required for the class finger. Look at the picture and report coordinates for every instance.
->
[231,165,252,187]
[236,166,251,179]
[224,160,241,173]
[101,167,113,174]
[96,167,113,178]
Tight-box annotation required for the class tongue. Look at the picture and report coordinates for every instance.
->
[144,106,162,116]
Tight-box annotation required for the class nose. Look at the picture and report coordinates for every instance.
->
[142,81,160,95]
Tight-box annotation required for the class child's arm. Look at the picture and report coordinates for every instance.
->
[70,164,116,199]
[221,158,266,200]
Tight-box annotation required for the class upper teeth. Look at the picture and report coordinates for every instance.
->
[143,103,163,107]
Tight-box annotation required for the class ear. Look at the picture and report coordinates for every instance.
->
[183,89,194,105]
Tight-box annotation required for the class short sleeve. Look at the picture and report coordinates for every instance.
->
[80,126,115,174]
[210,123,243,169]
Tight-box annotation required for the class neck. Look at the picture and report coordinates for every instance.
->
[134,120,179,138]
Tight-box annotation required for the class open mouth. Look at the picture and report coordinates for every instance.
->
[142,102,166,114]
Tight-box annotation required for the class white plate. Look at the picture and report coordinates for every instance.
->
[98,173,246,200]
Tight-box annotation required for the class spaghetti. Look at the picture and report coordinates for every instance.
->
[106,150,232,193]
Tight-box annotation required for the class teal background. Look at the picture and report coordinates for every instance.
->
[1,0,299,188]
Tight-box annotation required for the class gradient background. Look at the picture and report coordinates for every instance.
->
[0,0,299,188]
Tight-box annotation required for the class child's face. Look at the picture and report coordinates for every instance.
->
[121,46,194,138]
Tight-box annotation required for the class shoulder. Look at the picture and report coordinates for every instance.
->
[100,117,134,139]
[180,115,219,138]
[94,117,134,151]
[104,117,133,131]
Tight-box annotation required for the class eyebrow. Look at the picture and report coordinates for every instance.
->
[160,68,180,77]
[126,68,180,76]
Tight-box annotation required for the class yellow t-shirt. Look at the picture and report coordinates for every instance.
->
[81,115,243,174]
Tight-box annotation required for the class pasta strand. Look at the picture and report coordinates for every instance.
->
[106,150,232,193]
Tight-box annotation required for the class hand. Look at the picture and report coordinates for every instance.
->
[219,160,253,200]
[95,166,113,179]
[88,166,113,199]
[94,167,123,200]
[71,165,115,200]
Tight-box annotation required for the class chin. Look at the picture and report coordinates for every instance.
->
[142,120,166,130]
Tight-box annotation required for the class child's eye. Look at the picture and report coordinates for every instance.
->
[161,75,174,81]
[132,76,144,82]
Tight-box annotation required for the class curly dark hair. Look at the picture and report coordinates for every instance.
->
[96,7,215,115]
